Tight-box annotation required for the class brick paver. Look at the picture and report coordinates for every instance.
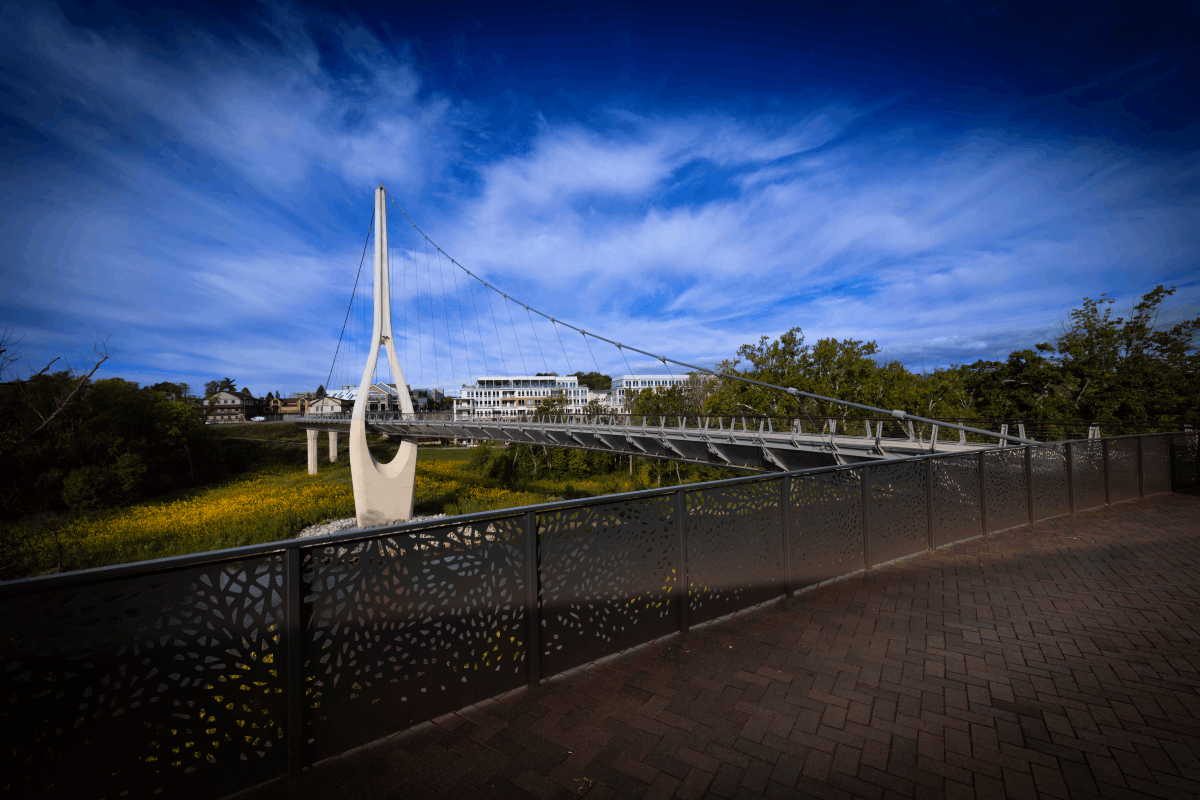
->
[238,491,1200,799]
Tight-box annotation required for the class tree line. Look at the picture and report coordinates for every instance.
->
[0,287,1193,522]
[629,287,1198,425]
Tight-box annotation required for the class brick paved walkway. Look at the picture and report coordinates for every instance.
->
[239,491,1200,800]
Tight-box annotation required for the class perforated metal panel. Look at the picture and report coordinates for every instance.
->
[1173,432,1199,489]
[931,453,982,546]
[1071,441,1106,510]
[686,480,783,625]
[1030,444,1069,521]
[865,461,927,566]
[538,496,678,675]
[790,469,863,586]
[0,558,286,799]
[984,448,1028,533]
[303,520,527,762]
[1106,439,1140,502]
[1143,435,1172,495]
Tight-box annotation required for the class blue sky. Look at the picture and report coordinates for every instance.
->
[2,0,1197,396]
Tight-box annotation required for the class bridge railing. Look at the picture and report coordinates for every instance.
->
[296,412,1196,446]
[3,432,1197,799]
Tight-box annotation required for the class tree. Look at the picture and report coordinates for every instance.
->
[629,383,699,417]
[266,391,274,401]
[1049,286,1199,420]
[572,371,612,391]
[204,380,221,397]
[0,328,112,453]
[148,381,191,399]
[539,395,569,415]
[315,385,327,399]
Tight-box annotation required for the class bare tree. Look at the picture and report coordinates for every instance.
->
[1,330,112,449]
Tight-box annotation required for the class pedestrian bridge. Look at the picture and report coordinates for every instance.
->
[293,411,1002,472]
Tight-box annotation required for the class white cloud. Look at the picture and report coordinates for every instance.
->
[1,1,1195,395]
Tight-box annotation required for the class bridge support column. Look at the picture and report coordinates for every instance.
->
[328,431,339,462]
[347,184,419,528]
[306,429,318,475]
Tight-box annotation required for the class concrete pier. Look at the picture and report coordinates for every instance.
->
[306,429,318,475]
[328,430,339,462]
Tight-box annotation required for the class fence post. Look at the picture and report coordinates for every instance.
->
[1169,435,1177,492]
[524,511,541,686]
[675,489,689,632]
[861,466,871,568]
[1137,436,1145,498]
[978,450,988,536]
[926,458,934,550]
[781,476,793,597]
[1025,446,1034,525]
[1066,442,1075,513]
[1103,438,1111,505]
[284,547,304,780]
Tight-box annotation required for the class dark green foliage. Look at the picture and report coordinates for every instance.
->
[0,374,236,520]
[702,288,1198,425]
[572,371,612,390]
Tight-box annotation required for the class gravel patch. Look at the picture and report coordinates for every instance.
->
[295,514,446,539]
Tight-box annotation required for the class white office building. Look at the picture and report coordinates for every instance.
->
[454,375,589,419]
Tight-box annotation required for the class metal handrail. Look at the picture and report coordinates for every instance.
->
[0,431,1186,597]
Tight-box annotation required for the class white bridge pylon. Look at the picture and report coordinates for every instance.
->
[347,184,418,527]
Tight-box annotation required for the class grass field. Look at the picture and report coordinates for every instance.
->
[1,425,639,578]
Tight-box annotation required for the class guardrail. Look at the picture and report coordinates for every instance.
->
[2,432,1197,798]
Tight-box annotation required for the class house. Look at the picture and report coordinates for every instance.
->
[324,384,444,413]
[202,390,265,424]
[310,395,353,414]
[267,396,309,416]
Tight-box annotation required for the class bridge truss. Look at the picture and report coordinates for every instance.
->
[296,412,999,472]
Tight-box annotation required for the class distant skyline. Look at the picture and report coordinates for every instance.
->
[2,0,1197,395]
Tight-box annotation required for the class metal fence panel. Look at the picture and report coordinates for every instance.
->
[1107,439,1140,503]
[1030,444,1070,521]
[789,469,863,586]
[685,480,784,625]
[538,495,678,676]
[303,520,527,762]
[931,454,982,546]
[1143,435,1172,495]
[1072,441,1106,510]
[1174,433,1199,488]
[984,449,1029,533]
[866,461,928,566]
[0,557,287,799]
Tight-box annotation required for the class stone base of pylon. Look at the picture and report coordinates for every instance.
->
[349,419,418,528]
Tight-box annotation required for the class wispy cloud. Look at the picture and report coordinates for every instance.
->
[1,2,1195,395]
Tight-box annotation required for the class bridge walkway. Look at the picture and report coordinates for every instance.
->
[295,413,998,472]
[236,490,1200,800]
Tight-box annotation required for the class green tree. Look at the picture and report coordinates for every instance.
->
[572,371,612,391]
[1051,286,1199,420]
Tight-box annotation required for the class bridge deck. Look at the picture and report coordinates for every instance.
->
[238,490,1200,800]
[296,414,998,471]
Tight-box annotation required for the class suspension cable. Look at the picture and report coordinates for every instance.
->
[504,295,528,375]
[552,320,573,376]
[526,306,549,374]
[328,209,373,389]
[383,190,1032,445]
[447,252,473,380]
